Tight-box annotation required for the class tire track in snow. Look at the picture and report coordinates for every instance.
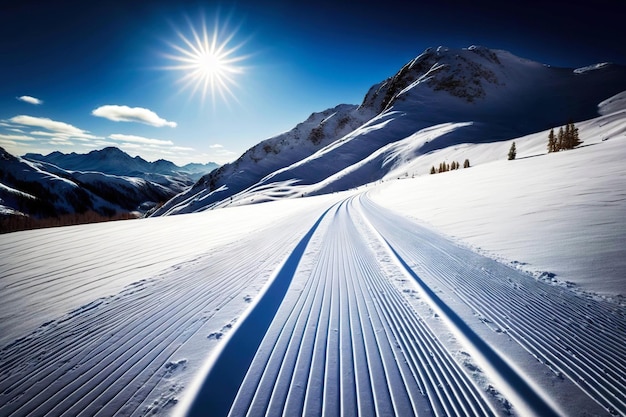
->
[360,194,626,416]
[186,197,496,417]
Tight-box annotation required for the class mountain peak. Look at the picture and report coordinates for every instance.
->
[95,146,126,155]
[0,146,18,162]
[152,46,626,216]
[362,45,514,113]
[23,147,218,184]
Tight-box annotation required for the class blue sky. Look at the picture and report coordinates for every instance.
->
[1,0,623,165]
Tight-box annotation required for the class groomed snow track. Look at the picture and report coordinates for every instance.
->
[185,194,625,417]
[1,193,624,417]
[185,197,498,417]
[359,195,626,416]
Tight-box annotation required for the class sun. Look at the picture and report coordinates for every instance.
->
[164,16,247,105]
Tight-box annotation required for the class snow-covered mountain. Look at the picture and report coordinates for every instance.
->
[2,101,625,416]
[0,147,218,228]
[25,146,219,182]
[151,104,375,215]
[152,46,626,216]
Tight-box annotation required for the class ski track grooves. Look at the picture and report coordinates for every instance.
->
[183,204,335,416]
[0,208,325,417]
[360,194,626,416]
[186,197,496,417]
[3,192,624,416]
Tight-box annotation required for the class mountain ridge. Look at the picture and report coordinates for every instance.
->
[152,45,626,216]
[24,146,219,181]
[1,147,220,230]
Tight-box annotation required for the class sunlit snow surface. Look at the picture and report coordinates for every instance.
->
[1,109,625,416]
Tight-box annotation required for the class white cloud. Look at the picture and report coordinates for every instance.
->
[109,133,198,163]
[93,140,118,148]
[17,95,43,105]
[49,139,74,146]
[92,105,177,128]
[204,143,237,164]
[118,143,142,150]
[9,115,98,140]
[109,133,174,146]
[0,133,35,142]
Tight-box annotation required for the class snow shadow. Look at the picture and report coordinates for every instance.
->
[384,241,561,417]
[184,205,335,417]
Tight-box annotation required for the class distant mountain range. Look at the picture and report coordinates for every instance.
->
[0,147,218,226]
[24,147,218,182]
[4,45,626,229]
[151,45,626,216]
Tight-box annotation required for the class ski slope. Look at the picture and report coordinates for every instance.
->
[2,108,626,416]
[0,195,346,416]
[1,192,624,416]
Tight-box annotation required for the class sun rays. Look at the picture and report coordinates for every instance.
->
[164,16,248,106]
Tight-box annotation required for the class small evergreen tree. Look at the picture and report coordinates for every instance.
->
[570,122,582,148]
[547,122,582,153]
[463,159,470,168]
[430,166,436,175]
[508,142,517,160]
[564,122,572,149]
[557,126,564,150]
[547,128,556,153]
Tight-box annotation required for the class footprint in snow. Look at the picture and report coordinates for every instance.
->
[207,332,223,340]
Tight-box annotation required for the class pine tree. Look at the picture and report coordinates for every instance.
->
[571,122,582,148]
[557,126,564,151]
[430,166,436,175]
[547,128,556,153]
[564,122,572,149]
[508,142,517,160]
[463,159,470,168]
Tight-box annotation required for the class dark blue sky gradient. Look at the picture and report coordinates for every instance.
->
[1,0,623,164]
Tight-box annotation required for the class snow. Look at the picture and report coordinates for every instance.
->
[156,47,626,216]
[371,106,626,297]
[153,104,374,216]
[1,106,625,416]
[0,195,341,347]
[0,204,25,217]
[574,62,611,74]
[2,49,626,417]
[599,90,626,115]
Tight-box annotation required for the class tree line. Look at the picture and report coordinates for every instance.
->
[430,159,470,174]
[506,121,581,161]
[0,211,138,234]
[547,121,581,153]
